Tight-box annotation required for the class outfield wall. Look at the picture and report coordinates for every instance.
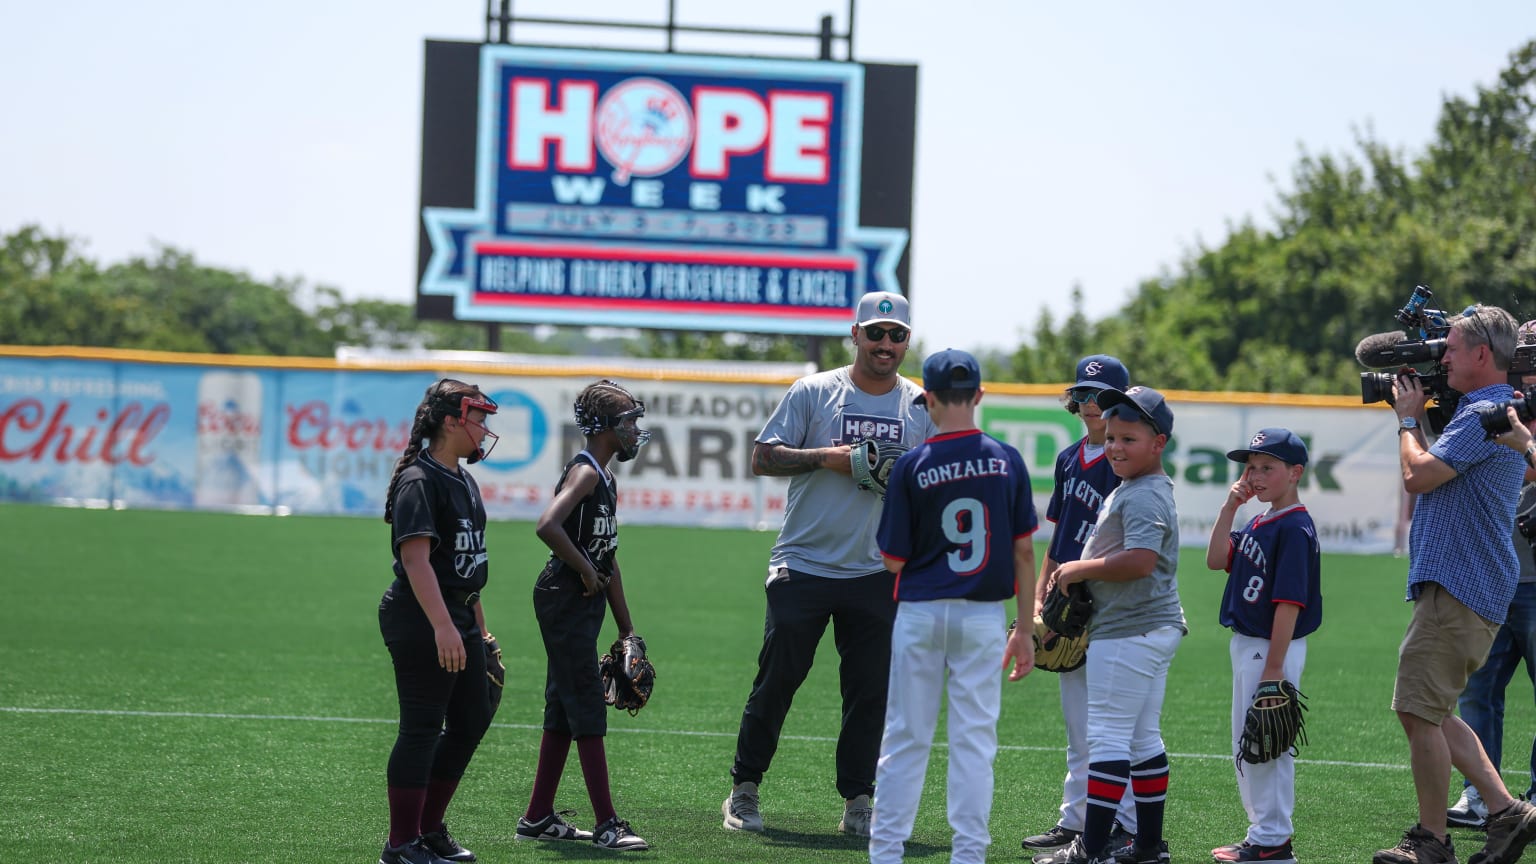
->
[0,347,1405,553]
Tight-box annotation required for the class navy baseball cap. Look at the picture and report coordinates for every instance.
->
[1226,428,1309,466]
[1072,354,1129,392]
[1095,386,1174,436]
[855,291,911,327]
[915,348,980,405]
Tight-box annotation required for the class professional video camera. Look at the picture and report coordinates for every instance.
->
[1355,285,1536,436]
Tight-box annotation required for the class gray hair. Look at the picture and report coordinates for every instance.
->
[1453,304,1518,370]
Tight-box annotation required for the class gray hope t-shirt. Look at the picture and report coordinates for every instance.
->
[1080,472,1188,640]
[759,366,935,580]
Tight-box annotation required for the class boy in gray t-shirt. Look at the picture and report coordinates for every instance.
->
[1050,386,1186,864]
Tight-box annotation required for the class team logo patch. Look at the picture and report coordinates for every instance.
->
[1083,360,1104,377]
[878,298,893,315]
[1250,431,1268,446]
[595,77,694,185]
[839,412,903,445]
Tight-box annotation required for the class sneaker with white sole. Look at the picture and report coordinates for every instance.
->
[1036,836,1092,864]
[1024,825,1083,851]
[839,794,873,837]
[723,781,764,832]
[1471,799,1536,864]
[1450,787,1491,830]
[516,810,594,842]
[592,816,649,851]
[419,825,475,862]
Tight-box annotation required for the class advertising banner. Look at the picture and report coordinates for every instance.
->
[0,355,1409,554]
[417,43,916,335]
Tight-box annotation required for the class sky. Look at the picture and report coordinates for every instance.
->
[2,1,1533,357]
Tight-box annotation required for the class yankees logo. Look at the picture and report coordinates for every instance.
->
[594,77,694,185]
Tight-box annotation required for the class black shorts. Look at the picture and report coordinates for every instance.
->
[532,570,609,737]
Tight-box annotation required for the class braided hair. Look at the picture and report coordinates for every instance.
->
[574,379,640,436]
[383,378,487,524]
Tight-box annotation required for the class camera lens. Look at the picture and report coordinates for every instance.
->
[1478,392,1533,439]
[1360,372,1399,405]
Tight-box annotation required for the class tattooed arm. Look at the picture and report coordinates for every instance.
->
[752,441,854,477]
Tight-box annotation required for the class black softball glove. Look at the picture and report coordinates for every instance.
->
[1040,582,1094,639]
[599,634,655,716]
[1237,679,1308,765]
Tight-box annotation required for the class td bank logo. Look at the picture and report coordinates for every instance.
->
[980,405,1343,493]
[979,406,1078,493]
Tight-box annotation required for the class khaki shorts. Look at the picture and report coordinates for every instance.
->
[1392,582,1500,724]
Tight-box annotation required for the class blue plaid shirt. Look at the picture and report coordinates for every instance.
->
[1407,382,1524,623]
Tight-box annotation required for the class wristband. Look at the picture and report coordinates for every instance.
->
[1525,445,1536,470]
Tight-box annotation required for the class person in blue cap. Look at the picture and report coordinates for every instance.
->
[1205,428,1323,864]
[1050,385,1186,864]
[870,348,1039,864]
[1025,355,1138,862]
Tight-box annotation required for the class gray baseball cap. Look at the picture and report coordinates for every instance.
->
[855,292,910,327]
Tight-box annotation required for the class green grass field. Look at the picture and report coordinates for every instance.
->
[1,502,1531,864]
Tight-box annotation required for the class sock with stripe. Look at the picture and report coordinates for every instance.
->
[1130,752,1170,847]
[1084,759,1131,858]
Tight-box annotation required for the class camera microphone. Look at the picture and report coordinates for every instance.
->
[1355,331,1409,367]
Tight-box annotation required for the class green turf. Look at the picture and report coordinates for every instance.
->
[0,502,1530,863]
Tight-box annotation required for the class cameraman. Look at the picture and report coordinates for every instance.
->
[1377,304,1536,864]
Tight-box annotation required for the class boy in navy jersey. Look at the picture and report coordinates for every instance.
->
[871,349,1039,864]
[1204,428,1322,864]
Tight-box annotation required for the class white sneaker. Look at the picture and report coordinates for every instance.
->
[1448,787,1489,828]
[723,782,764,832]
[839,794,873,837]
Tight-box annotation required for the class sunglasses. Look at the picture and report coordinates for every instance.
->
[1068,388,1099,404]
[862,324,910,344]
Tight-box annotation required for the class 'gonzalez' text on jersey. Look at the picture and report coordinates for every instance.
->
[877,430,1037,601]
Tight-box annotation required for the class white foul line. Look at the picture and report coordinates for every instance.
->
[0,704,1417,771]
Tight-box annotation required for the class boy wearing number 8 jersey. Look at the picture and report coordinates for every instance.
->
[871,349,1039,864]
[1204,428,1321,864]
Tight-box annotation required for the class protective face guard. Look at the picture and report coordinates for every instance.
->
[612,402,652,463]
[459,394,500,463]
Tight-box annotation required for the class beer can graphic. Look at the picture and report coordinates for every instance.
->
[195,371,265,509]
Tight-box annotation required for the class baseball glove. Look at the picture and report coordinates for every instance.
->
[1040,582,1094,639]
[851,440,908,498]
[1030,615,1087,673]
[484,633,505,715]
[1237,679,1308,765]
[599,634,655,716]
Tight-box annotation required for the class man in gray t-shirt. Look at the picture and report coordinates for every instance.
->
[721,291,936,838]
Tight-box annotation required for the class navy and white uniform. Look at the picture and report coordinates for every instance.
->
[872,429,1037,864]
[1046,439,1122,563]
[1044,438,1134,834]
[379,450,493,787]
[533,451,618,738]
[1217,503,1322,847]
